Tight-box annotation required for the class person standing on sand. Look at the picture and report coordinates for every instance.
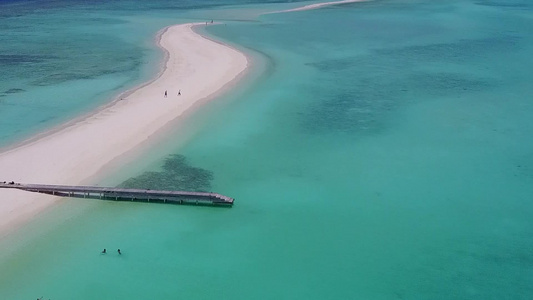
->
[178,90,181,96]
[164,90,167,98]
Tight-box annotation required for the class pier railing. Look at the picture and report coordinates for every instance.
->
[0,182,233,206]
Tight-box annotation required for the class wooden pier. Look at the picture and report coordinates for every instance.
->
[0,182,234,206]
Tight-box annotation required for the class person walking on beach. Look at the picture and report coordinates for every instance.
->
[178,90,181,96]
[164,90,168,98]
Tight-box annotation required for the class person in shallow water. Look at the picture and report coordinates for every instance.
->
[117,249,121,255]
[101,248,106,254]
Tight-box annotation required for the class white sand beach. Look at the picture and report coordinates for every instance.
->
[268,0,367,14]
[0,23,248,236]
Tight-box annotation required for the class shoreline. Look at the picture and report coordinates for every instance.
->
[0,28,169,155]
[0,26,178,155]
[0,22,249,237]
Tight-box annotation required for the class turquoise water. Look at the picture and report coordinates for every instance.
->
[1,0,533,299]
[0,3,155,146]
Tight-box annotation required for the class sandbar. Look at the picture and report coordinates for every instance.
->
[0,23,248,237]
[267,0,367,14]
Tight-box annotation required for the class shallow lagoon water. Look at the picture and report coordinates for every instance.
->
[1,0,533,299]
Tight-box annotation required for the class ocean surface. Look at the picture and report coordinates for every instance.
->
[1,0,533,299]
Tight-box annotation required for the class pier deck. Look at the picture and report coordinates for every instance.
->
[0,182,233,206]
